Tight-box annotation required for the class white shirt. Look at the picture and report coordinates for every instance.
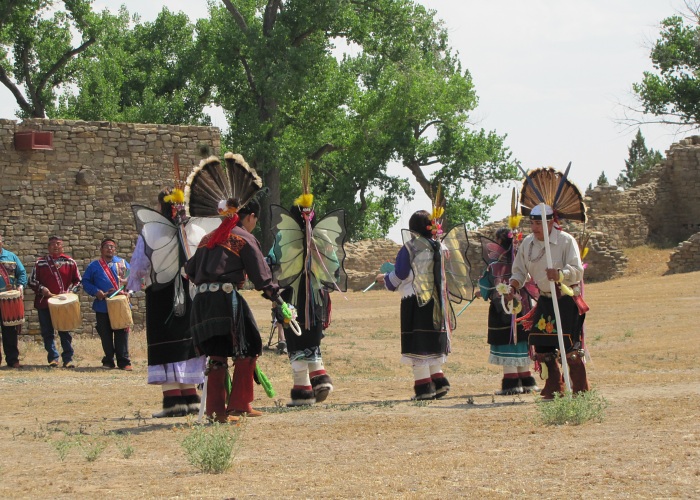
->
[510,227,583,292]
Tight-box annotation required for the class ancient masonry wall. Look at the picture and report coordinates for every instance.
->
[0,118,220,336]
[667,232,700,274]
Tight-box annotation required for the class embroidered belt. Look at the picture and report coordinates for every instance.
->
[197,282,235,294]
[539,283,581,298]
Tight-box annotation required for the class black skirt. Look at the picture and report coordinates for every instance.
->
[145,280,197,366]
[399,295,447,356]
[527,295,585,353]
[189,289,263,358]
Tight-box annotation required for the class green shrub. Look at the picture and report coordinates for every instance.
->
[52,434,78,461]
[80,437,107,462]
[181,422,242,474]
[536,390,608,426]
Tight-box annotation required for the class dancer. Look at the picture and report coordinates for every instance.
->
[479,227,538,395]
[268,163,347,406]
[507,166,591,399]
[185,154,288,422]
[377,190,472,400]
[128,181,218,418]
[0,234,27,369]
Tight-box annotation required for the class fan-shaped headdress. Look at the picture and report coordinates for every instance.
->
[518,163,587,223]
[184,152,263,248]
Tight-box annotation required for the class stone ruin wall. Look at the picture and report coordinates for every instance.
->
[585,135,700,274]
[0,118,221,337]
[667,233,700,274]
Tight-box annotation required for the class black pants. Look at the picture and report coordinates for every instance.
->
[0,323,19,366]
[95,312,130,368]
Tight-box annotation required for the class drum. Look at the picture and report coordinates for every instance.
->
[0,290,25,326]
[105,294,133,330]
[47,293,81,331]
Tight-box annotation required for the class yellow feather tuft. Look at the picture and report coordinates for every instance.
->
[508,214,523,230]
[294,193,314,208]
[164,188,185,204]
[431,206,444,220]
[581,247,589,260]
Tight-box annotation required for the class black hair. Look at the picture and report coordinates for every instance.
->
[409,210,433,239]
[495,228,513,250]
[238,198,260,217]
[100,237,116,248]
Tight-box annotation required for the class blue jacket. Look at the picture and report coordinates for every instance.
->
[0,248,28,291]
[82,256,130,313]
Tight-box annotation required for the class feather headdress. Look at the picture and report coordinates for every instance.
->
[293,161,314,210]
[518,163,587,222]
[429,184,445,238]
[184,152,263,217]
[184,152,263,247]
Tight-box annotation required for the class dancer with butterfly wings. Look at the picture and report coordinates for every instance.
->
[268,163,347,406]
[507,165,591,399]
[128,169,222,418]
[184,153,288,422]
[377,190,473,401]
[478,224,539,396]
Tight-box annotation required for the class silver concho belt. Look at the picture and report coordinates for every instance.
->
[197,282,235,294]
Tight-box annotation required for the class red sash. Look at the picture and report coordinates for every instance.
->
[99,259,120,290]
[46,255,66,293]
[0,261,13,291]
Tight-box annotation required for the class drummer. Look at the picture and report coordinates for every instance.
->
[0,234,27,369]
[29,236,82,368]
[82,238,132,371]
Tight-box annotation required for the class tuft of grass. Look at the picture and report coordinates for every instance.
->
[52,434,79,461]
[80,437,107,462]
[181,422,243,474]
[114,432,134,459]
[536,390,608,426]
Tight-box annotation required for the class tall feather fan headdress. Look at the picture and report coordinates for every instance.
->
[184,152,263,247]
[518,163,587,222]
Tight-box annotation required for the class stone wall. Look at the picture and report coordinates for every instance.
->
[667,232,700,274]
[0,118,220,336]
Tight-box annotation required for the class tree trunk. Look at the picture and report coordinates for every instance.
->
[261,163,280,253]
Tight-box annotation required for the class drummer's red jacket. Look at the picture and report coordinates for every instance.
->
[28,254,82,309]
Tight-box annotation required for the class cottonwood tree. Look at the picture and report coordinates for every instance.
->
[0,0,100,118]
[200,0,517,245]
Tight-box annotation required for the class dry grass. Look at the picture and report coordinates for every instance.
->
[0,248,698,499]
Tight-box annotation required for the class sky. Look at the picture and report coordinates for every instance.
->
[1,0,694,242]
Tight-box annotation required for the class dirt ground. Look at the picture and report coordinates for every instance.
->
[0,247,698,499]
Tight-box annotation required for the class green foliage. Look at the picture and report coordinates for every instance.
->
[616,129,664,188]
[57,7,210,124]
[536,390,608,426]
[633,10,700,125]
[181,422,242,474]
[0,0,100,118]
[596,171,609,186]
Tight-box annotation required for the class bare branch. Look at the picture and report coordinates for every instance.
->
[263,0,282,36]
[417,120,442,138]
[36,37,95,95]
[309,143,342,160]
[221,0,248,32]
[0,65,32,115]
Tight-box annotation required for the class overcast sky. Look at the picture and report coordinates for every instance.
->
[1,1,693,242]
